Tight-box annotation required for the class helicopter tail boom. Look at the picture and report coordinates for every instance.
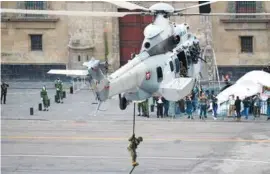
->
[82,58,111,102]
[83,58,106,82]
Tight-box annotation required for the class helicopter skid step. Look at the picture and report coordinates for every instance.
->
[159,77,195,101]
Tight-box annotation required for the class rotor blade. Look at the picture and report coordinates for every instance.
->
[178,13,270,16]
[104,0,149,11]
[174,1,217,13]
[0,8,141,17]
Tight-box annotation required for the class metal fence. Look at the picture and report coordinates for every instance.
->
[167,100,270,118]
[148,97,270,118]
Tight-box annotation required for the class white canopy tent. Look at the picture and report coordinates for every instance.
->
[214,70,270,115]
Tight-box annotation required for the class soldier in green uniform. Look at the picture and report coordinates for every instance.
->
[127,134,143,166]
[55,78,64,103]
[40,85,49,111]
[142,99,149,117]
[137,101,143,116]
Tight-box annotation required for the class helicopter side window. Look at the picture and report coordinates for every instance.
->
[156,66,163,82]
[174,58,180,73]
[169,61,174,72]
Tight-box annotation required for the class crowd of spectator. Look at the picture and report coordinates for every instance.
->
[138,86,270,121]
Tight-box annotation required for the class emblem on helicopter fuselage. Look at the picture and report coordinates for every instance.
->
[146,72,151,80]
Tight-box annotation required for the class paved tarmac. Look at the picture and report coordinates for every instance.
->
[1,85,270,174]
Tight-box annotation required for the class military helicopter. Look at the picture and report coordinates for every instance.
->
[2,1,270,111]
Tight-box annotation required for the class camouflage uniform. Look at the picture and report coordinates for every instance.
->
[137,102,143,116]
[1,82,9,104]
[142,99,149,117]
[55,79,64,103]
[127,134,143,166]
[40,86,49,111]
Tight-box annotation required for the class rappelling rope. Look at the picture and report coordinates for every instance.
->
[129,102,137,174]
[132,102,136,135]
[129,166,136,174]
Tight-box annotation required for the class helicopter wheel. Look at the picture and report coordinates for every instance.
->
[119,95,127,110]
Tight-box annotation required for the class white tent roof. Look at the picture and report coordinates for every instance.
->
[217,70,270,104]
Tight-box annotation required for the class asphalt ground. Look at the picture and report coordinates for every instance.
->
[1,84,270,174]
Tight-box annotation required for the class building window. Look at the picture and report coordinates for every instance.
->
[78,55,81,62]
[235,1,256,18]
[86,55,89,61]
[30,34,42,51]
[240,36,253,53]
[25,1,45,9]
[24,1,46,17]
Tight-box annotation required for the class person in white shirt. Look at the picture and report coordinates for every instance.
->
[156,97,164,118]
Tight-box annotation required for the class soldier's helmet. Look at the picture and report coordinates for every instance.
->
[137,136,143,142]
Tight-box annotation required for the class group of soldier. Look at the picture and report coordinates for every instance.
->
[40,78,65,111]
[137,99,149,117]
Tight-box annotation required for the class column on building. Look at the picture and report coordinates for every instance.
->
[68,31,94,70]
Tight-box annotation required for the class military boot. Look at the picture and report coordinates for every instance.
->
[132,161,139,166]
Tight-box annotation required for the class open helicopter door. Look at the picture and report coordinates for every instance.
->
[177,51,189,75]
[159,77,195,101]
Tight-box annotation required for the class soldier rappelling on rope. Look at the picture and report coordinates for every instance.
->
[127,134,143,167]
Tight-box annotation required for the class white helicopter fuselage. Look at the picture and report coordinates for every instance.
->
[99,14,201,102]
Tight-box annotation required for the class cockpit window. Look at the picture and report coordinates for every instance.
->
[175,58,180,73]
[169,61,174,72]
[156,66,163,82]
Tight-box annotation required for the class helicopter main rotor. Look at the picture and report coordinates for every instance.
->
[2,1,270,17]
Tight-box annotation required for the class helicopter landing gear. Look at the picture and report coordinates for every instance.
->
[119,94,128,110]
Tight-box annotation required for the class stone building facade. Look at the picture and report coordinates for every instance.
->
[65,1,119,70]
[1,1,269,81]
[1,1,200,79]
[211,1,270,81]
[64,1,200,71]
[1,1,69,80]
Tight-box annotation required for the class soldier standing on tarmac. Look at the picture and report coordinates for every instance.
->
[55,78,64,103]
[137,101,143,116]
[1,81,9,104]
[40,85,49,111]
[142,99,149,118]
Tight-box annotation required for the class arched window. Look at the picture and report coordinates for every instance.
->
[86,55,89,61]
[78,55,81,62]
